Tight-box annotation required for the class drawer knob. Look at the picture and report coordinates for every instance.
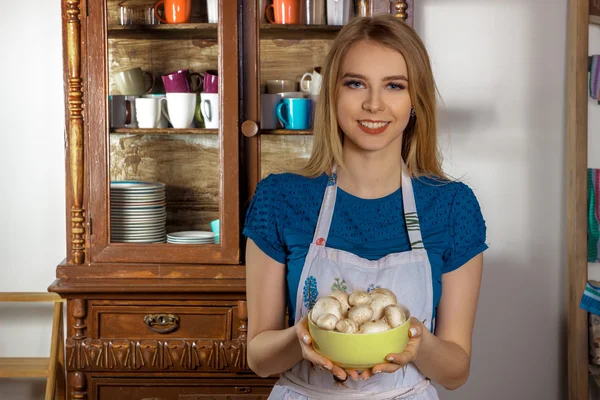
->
[143,313,180,334]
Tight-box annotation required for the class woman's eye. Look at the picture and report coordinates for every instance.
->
[387,82,406,90]
[344,80,364,89]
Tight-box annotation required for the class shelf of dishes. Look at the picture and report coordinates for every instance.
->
[107,24,341,40]
[110,128,312,135]
[111,128,218,135]
[110,181,220,245]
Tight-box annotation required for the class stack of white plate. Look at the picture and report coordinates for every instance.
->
[167,231,216,244]
[110,181,167,243]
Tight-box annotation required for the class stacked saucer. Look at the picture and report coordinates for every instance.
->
[110,181,167,243]
[167,231,216,244]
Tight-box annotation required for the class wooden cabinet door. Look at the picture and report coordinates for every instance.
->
[91,377,276,400]
[77,0,240,265]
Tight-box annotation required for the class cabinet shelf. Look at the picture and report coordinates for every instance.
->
[260,24,341,39]
[108,23,218,39]
[261,129,313,135]
[110,128,218,135]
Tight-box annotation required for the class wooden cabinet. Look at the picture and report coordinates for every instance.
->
[50,1,414,399]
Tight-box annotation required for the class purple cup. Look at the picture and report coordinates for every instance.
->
[161,69,202,93]
[202,70,219,93]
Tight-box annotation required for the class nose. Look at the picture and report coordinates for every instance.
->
[362,89,385,113]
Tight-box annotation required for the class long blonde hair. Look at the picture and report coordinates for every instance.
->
[299,14,446,179]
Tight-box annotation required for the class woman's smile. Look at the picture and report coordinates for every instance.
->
[357,120,390,134]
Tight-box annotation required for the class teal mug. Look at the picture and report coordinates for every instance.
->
[276,98,312,130]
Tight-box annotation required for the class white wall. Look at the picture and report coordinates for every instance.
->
[0,0,66,398]
[0,0,567,399]
[416,0,565,398]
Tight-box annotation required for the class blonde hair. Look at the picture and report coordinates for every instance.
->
[299,14,446,180]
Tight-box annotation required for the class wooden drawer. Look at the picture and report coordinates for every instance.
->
[91,304,233,340]
[92,377,275,400]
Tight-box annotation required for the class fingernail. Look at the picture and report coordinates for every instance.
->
[409,327,418,337]
[374,370,382,374]
[302,334,310,344]
[386,356,394,362]
[323,364,332,370]
[335,374,346,381]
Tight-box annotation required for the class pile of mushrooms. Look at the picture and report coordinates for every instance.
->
[309,288,408,334]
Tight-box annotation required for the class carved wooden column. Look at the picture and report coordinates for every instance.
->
[66,0,85,264]
[66,299,87,372]
[390,1,409,22]
[70,371,87,400]
[235,300,248,371]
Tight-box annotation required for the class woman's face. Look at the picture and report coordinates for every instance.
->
[336,40,412,154]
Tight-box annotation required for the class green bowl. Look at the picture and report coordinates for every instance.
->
[308,305,411,370]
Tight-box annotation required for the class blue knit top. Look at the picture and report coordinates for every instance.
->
[243,172,488,325]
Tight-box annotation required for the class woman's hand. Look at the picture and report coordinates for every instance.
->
[295,315,361,381]
[362,317,425,379]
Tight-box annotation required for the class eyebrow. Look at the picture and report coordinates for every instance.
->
[341,73,408,82]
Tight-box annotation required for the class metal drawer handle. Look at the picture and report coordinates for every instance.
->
[143,313,180,334]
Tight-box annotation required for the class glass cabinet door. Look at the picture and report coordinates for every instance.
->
[86,0,239,264]
[253,0,341,180]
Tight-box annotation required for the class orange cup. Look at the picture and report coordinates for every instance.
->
[266,0,301,24]
[154,0,192,24]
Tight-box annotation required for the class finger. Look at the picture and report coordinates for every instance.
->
[331,365,347,381]
[385,345,417,366]
[359,369,373,380]
[296,317,311,345]
[299,341,334,371]
[371,361,401,374]
[408,318,422,338]
[344,369,360,381]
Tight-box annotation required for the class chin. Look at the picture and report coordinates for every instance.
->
[344,130,402,153]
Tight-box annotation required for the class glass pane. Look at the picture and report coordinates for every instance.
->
[258,0,337,175]
[106,0,220,246]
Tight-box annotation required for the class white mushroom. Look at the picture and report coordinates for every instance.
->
[328,290,350,316]
[382,305,407,328]
[335,318,358,334]
[347,305,373,326]
[316,314,339,331]
[370,292,397,320]
[370,288,398,303]
[349,290,372,307]
[359,320,391,334]
[310,297,343,325]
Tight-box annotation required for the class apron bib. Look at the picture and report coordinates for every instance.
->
[268,164,439,400]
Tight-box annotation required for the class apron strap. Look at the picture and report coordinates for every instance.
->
[401,162,424,250]
[312,162,424,250]
[312,165,338,245]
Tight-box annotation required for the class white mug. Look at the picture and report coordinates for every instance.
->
[207,0,218,23]
[300,68,322,97]
[143,94,168,128]
[135,97,162,128]
[161,93,196,129]
[201,93,219,129]
[276,91,305,98]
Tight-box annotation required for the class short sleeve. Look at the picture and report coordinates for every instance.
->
[242,174,287,264]
[442,183,488,273]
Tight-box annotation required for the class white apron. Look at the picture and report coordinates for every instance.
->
[268,164,440,400]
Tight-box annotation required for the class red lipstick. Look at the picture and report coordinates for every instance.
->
[357,120,389,135]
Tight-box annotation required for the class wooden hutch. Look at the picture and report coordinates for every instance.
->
[49,1,414,398]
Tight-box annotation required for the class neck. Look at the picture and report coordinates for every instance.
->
[336,139,403,199]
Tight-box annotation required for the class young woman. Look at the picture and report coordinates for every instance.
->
[244,14,487,399]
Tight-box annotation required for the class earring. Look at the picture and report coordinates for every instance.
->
[410,107,416,117]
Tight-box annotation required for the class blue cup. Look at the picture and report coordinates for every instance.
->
[210,219,220,244]
[276,98,312,130]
